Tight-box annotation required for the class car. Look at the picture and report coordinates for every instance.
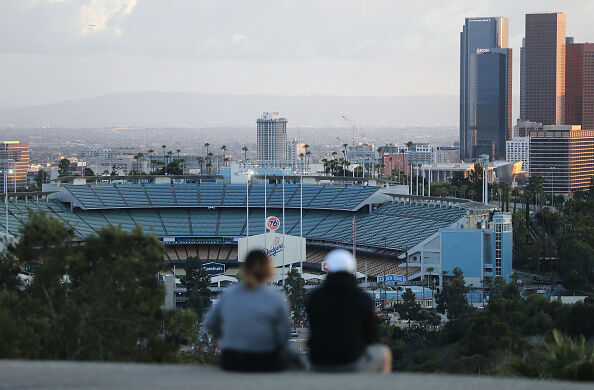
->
[290,330,299,338]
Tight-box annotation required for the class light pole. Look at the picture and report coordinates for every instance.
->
[245,169,253,254]
[549,166,555,207]
[3,167,8,245]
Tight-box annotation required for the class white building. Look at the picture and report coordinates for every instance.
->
[506,137,530,171]
[434,146,460,164]
[257,112,287,165]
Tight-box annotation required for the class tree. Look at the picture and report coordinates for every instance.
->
[58,158,70,176]
[34,170,49,190]
[147,149,154,171]
[242,146,249,161]
[436,267,470,320]
[284,268,306,321]
[83,168,94,176]
[1,211,197,362]
[220,145,228,166]
[197,156,205,173]
[396,288,422,326]
[165,159,183,175]
[182,257,211,322]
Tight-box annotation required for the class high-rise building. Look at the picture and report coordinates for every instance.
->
[460,17,509,161]
[469,48,512,160]
[0,141,29,191]
[528,125,594,194]
[506,137,530,171]
[524,13,566,125]
[407,143,435,166]
[566,42,594,130]
[520,38,526,121]
[257,112,287,164]
[434,146,461,164]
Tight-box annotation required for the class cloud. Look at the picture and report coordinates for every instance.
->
[80,0,136,34]
[230,33,246,44]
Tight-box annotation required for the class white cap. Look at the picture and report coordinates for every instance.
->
[325,249,356,274]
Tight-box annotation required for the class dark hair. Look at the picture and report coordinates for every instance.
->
[242,250,273,288]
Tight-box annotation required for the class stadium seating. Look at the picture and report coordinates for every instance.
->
[64,183,381,212]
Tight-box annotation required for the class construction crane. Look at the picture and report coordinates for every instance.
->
[341,115,367,147]
[341,115,356,148]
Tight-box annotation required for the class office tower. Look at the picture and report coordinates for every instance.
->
[469,48,512,160]
[257,112,287,164]
[528,125,594,193]
[514,119,542,137]
[520,38,526,121]
[524,13,566,125]
[407,143,435,165]
[566,42,594,129]
[460,17,509,160]
[434,146,461,164]
[0,141,29,191]
[506,137,530,171]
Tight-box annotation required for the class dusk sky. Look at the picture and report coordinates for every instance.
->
[3,0,594,108]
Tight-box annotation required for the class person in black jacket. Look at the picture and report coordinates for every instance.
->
[306,249,392,372]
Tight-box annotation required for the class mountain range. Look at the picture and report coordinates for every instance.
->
[0,91,458,128]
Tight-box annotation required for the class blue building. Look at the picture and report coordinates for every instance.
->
[469,48,512,160]
[440,214,512,302]
[460,17,509,161]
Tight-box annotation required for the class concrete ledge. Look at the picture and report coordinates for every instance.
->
[0,361,590,390]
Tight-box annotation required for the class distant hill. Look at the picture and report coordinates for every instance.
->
[0,91,457,128]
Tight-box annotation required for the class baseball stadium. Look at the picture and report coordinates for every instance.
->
[2,175,498,297]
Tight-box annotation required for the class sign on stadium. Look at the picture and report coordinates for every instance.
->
[203,262,225,276]
[266,216,280,231]
[237,232,306,268]
[377,274,404,283]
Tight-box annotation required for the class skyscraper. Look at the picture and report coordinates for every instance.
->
[460,17,509,161]
[0,141,29,191]
[566,42,594,129]
[520,38,526,121]
[524,13,566,125]
[257,112,287,164]
[469,48,512,160]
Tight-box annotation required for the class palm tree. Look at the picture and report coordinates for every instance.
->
[304,144,310,165]
[242,146,249,161]
[161,145,166,163]
[220,145,228,166]
[204,143,210,156]
[147,149,154,171]
[197,156,205,173]
[176,149,181,160]
[207,152,213,174]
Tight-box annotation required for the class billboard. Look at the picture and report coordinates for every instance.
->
[237,232,306,268]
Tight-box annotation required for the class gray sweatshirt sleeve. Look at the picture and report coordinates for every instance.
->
[204,296,222,339]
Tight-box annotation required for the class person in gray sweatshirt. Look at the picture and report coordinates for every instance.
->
[205,250,295,371]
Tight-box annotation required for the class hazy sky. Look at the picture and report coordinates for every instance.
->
[2,0,594,108]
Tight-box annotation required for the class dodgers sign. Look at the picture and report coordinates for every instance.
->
[266,216,280,231]
[377,274,404,283]
[203,262,225,276]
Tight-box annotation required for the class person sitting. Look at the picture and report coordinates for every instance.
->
[205,249,293,372]
[306,249,392,372]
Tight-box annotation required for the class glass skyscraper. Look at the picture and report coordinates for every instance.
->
[459,17,509,161]
[469,48,512,160]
